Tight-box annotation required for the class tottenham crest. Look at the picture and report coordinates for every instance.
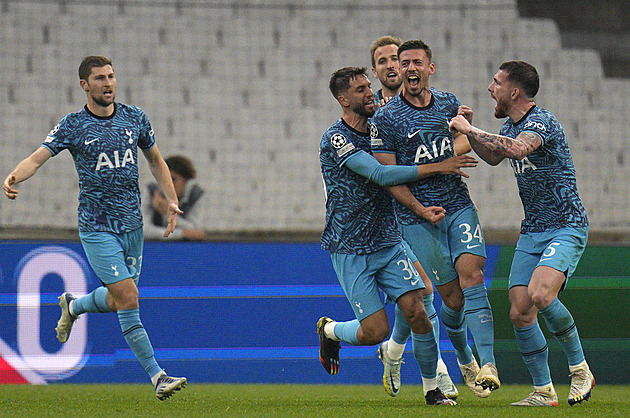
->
[330,133,347,149]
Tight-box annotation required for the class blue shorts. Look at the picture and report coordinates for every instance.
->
[79,228,144,286]
[401,205,486,286]
[401,238,419,264]
[508,226,588,289]
[330,243,425,321]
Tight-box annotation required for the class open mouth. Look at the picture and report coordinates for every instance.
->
[407,74,420,88]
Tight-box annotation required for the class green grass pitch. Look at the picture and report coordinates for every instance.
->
[1,383,628,417]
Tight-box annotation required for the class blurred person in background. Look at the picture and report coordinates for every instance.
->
[2,55,187,400]
[144,155,206,241]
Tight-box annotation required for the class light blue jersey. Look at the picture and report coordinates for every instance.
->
[370,88,474,224]
[42,103,155,233]
[500,106,588,233]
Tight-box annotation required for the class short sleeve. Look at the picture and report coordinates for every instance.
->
[41,115,73,156]
[521,113,550,146]
[137,109,155,149]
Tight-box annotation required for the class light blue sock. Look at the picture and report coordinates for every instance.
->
[462,284,495,365]
[411,330,438,379]
[423,293,442,360]
[540,298,585,366]
[514,322,552,386]
[441,303,473,364]
[333,319,361,346]
[391,305,411,345]
[118,309,162,378]
[72,286,111,315]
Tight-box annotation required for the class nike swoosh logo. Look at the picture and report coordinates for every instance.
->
[539,258,552,262]
[84,138,99,145]
[411,279,419,286]
[466,244,481,249]
[387,375,399,393]
[407,129,422,139]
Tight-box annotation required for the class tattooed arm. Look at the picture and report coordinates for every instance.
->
[449,114,542,165]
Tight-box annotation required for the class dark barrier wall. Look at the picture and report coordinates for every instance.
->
[0,241,627,384]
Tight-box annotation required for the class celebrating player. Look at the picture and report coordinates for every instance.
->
[371,40,500,397]
[317,66,477,405]
[449,60,594,407]
[3,56,187,400]
[369,35,459,399]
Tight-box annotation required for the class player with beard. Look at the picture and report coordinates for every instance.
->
[449,60,593,407]
[317,66,477,405]
[371,40,500,398]
[3,56,187,400]
[370,35,403,105]
[369,35,459,399]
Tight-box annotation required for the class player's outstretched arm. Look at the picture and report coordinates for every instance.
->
[3,147,52,199]
[449,115,542,164]
[417,154,478,178]
[142,145,183,237]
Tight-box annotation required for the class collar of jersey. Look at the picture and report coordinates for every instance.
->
[511,104,537,126]
[400,91,434,111]
[340,118,369,136]
[84,102,118,120]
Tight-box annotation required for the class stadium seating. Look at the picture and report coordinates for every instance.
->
[0,0,628,234]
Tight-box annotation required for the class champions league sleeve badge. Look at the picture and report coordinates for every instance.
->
[370,123,383,147]
[331,133,347,149]
[331,133,355,158]
[369,123,378,139]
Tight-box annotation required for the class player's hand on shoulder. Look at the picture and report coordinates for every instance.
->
[377,96,393,108]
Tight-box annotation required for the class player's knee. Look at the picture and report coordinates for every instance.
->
[408,313,433,334]
[360,324,390,345]
[442,293,465,311]
[460,268,485,288]
[509,305,535,327]
[402,303,432,334]
[529,290,554,310]
[113,292,139,311]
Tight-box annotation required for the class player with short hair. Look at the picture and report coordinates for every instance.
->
[3,55,187,400]
[449,60,593,407]
[370,35,459,399]
[370,35,403,105]
[371,40,500,397]
[318,66,477,405]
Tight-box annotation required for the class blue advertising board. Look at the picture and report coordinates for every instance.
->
[0,241,501,385]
